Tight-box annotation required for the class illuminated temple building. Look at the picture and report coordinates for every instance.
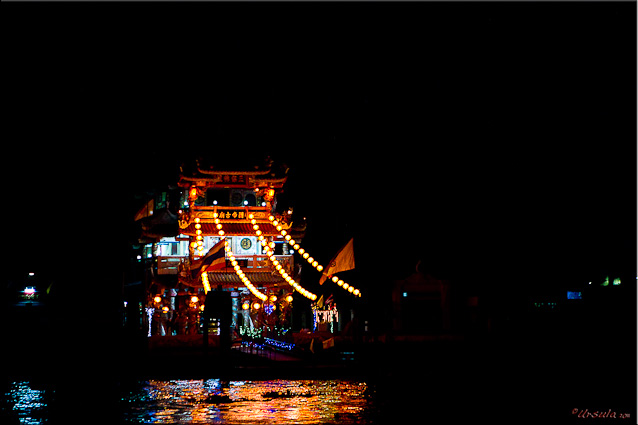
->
[133,159,316,341]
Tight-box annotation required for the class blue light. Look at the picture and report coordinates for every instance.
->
[402,292,408,297]
[566,291,582,300]
[264,337,295,351]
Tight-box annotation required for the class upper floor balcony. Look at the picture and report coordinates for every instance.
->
[157,254,295,276]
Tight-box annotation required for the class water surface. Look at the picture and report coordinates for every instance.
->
[121,379,372,424]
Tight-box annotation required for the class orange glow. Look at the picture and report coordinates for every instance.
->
[153,296,162,303]
[126,380,370,423]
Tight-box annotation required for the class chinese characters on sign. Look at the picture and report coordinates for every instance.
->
[219,174,246,184]
[216,210,245,219]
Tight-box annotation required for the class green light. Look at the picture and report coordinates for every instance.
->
[601,276,609,286]
[612,278,621,286]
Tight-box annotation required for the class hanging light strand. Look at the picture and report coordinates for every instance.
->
[266,215,361,297]
[250,215,317,301]
[201,271,211,294]
[214,213,267,302]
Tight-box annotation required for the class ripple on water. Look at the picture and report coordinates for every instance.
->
[120,379,373,424]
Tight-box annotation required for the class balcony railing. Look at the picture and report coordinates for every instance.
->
[157,256,187,275]
[158,255,294,275]
[228,255,294,274]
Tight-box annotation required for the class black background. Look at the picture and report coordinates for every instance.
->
[3,2,636,422]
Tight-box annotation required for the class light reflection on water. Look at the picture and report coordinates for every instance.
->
[122,379,372,424]
[3,381,50,425]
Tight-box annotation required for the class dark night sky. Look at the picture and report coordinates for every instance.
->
[4,2,636,305]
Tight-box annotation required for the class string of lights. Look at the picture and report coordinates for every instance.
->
[194,217,206,256]
[201,270,211,294]
[210,212,267,302]
[265,215,361,297]
[250,214,318,301]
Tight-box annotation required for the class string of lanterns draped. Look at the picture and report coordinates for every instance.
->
[201,270,211,294]
[194,211,358,301]
[249,214,318,301]
[264,215,361,297]
[207,212,268,302]
[254,215,361,297]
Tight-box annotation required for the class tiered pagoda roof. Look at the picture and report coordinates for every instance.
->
[177,158,288,189]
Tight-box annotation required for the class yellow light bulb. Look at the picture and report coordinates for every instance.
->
[353,289,360,296]
[280,230,287,236]
[303,252,309,259]
[348,286,354,293]
[294,244,300,250]
[342,283,349,290]
[218,230,225,236]
[332,276,339,283]
[317,265,323,272]
[191,296,199,303]
[194,217,200,223]
[338,280,344,286]
[307,257,314,263]
[268,215,275,221]
[153,296,162,303]
[286,295,293,303]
